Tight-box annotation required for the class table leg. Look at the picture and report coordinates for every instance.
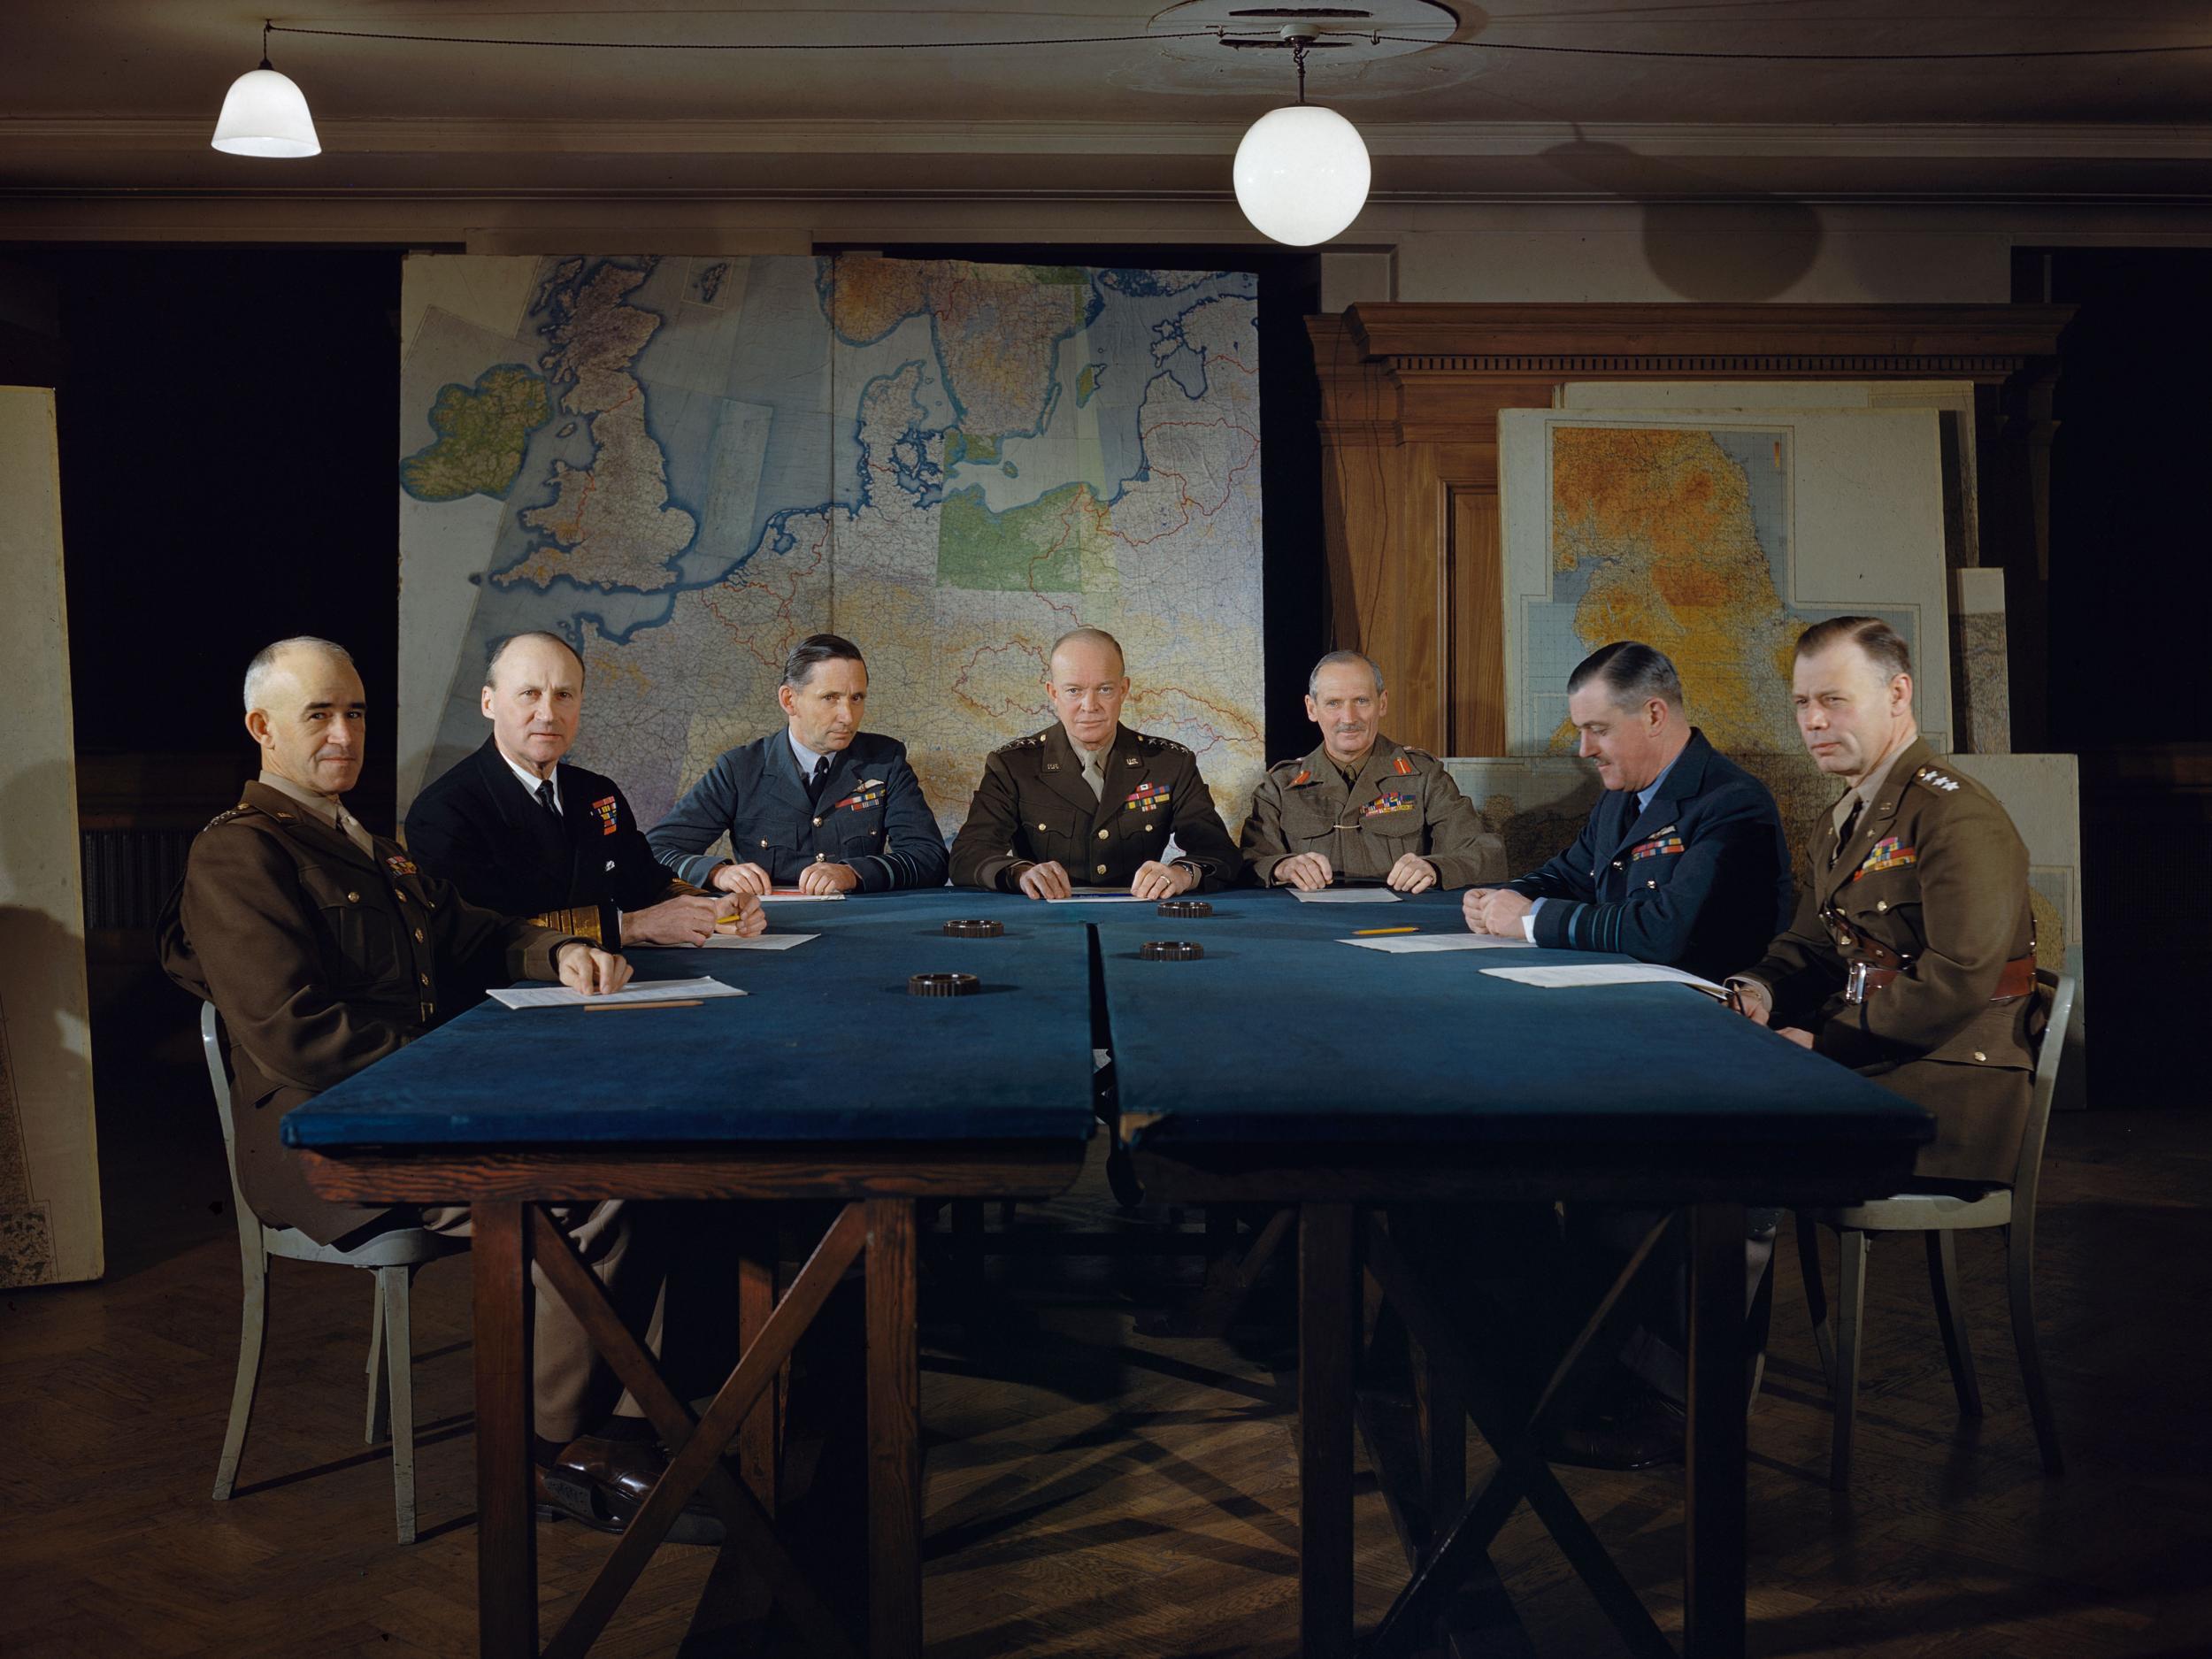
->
[1684,1201,1747,1659]
[866,1198,921,1659]
[472,1200,536,1659]
[736,1208,780,1514]
[1300,1202,1358,1659]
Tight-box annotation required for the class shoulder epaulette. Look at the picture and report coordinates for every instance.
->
[994,732,1048,755]
[1136,732,1192,754]
[201,802,262,833]
[1268,756,1306,772]
[1914,764,1962,794]
[1399,746,1435,764]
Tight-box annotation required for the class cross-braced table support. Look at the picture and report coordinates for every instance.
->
[1293,1199,1751,1659]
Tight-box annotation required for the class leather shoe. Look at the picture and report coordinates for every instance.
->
[1544,1388,1686,1471]
[544,1436,726,1547]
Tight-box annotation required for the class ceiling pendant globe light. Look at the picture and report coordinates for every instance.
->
[211,22,321,157]
[1232,28,1370,247]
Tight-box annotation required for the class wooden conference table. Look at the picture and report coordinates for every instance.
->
[285,887,1930,1659]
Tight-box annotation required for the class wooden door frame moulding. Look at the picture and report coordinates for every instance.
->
[1306,302,2075,755]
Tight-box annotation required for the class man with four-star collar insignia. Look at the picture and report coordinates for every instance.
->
[1728,617,2039,1184]
[1240,650,1504,891]
[949,626,1240,899]
[406,632,765,954]
[1463,641,1792,983]
[649,633,949,897]
[157,639,724,1542]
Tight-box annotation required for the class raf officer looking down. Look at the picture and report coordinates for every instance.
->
[1463,641,1792,984]
[1239,650,1503,892]
[648,633,949,897]
[1727,617,2039,1184]
[157,639,728,1541]
[949,626,1240,900]
[405,631,764,949]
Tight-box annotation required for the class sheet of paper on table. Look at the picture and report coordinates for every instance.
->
[487,977,749,1010]
[700,933,818,950]
[757,890,844,902]
[1291,887,1402,904]
[1045,891,1155,903]
[1341,933,1536,953]
[1479,963,1727,993]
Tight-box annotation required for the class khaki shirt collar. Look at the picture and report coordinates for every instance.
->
[257,770,378,859]
[1831,732,1915,834]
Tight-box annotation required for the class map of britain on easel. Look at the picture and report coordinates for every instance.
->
[396,254,1264,839]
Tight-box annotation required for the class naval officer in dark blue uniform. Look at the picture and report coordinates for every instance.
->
[648,633,949,896]
[1463,641,1792,983]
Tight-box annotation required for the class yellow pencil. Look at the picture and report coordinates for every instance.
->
[1355,926,1417,936]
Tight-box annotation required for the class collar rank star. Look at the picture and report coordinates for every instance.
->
[1853,835,1916,879]
[386,854,419,876]
[589,795,619,835]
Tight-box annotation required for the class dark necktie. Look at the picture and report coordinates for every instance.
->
[1830,797,1863,868]
[807,754,831,802]
[534,778,560,819]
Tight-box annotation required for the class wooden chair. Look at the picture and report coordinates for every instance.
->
[1794,969,2074,1490]
[202,1002,466,1543]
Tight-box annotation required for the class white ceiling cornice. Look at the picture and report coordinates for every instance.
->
[10,119,2212,161]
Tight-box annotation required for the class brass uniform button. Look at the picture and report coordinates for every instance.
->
[418,972,430,987]
[1095,864,1108,874]
[1097,829,1109,841]
[1973,1050,1987,1063]
[1144,821,1154,830]
[413,929,425,941]
[1876,900,1889,913]
[812,816,822,826]
[346,891,360,902]
[1036,822,1047,831]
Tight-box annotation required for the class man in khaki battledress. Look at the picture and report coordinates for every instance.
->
[1240,650,1503,891]
[1728,616,2040,1184]
[949,626,1240,899]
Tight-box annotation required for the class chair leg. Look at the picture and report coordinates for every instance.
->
[212,1254,271,1502]
[2004,1224,2065,1477]
[379,1265,419,1545]
[1924,1230,1983,1419]
[364,1274,391,1445]
[1830,1229,1870,1493]
[1795,1214,1835,1392]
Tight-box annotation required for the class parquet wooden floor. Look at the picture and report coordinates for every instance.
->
[6,1027,2210,1658]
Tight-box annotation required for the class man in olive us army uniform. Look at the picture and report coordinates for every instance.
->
[1240,651,1503,891]
[161,637,722,1543]
[1729,616,2039,1184]
[949,626,1240,898]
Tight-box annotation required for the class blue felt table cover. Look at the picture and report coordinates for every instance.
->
[1089,889,1933,1151]
[283,890,1094,1148]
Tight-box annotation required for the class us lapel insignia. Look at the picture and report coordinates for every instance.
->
[590,795,619,835]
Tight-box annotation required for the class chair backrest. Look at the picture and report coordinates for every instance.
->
[2010,969,2078,1210]
[200,1002,270,1259]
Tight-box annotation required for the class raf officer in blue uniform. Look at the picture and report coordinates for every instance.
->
[1458,641,1793,1466]
[649,633,949,896]
[1462,640,1792,982]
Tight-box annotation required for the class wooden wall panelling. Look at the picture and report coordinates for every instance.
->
[1307,304,2072,757]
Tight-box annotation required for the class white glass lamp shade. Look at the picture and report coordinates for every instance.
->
[1233,104,1371,247]
[211,66,321,158]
